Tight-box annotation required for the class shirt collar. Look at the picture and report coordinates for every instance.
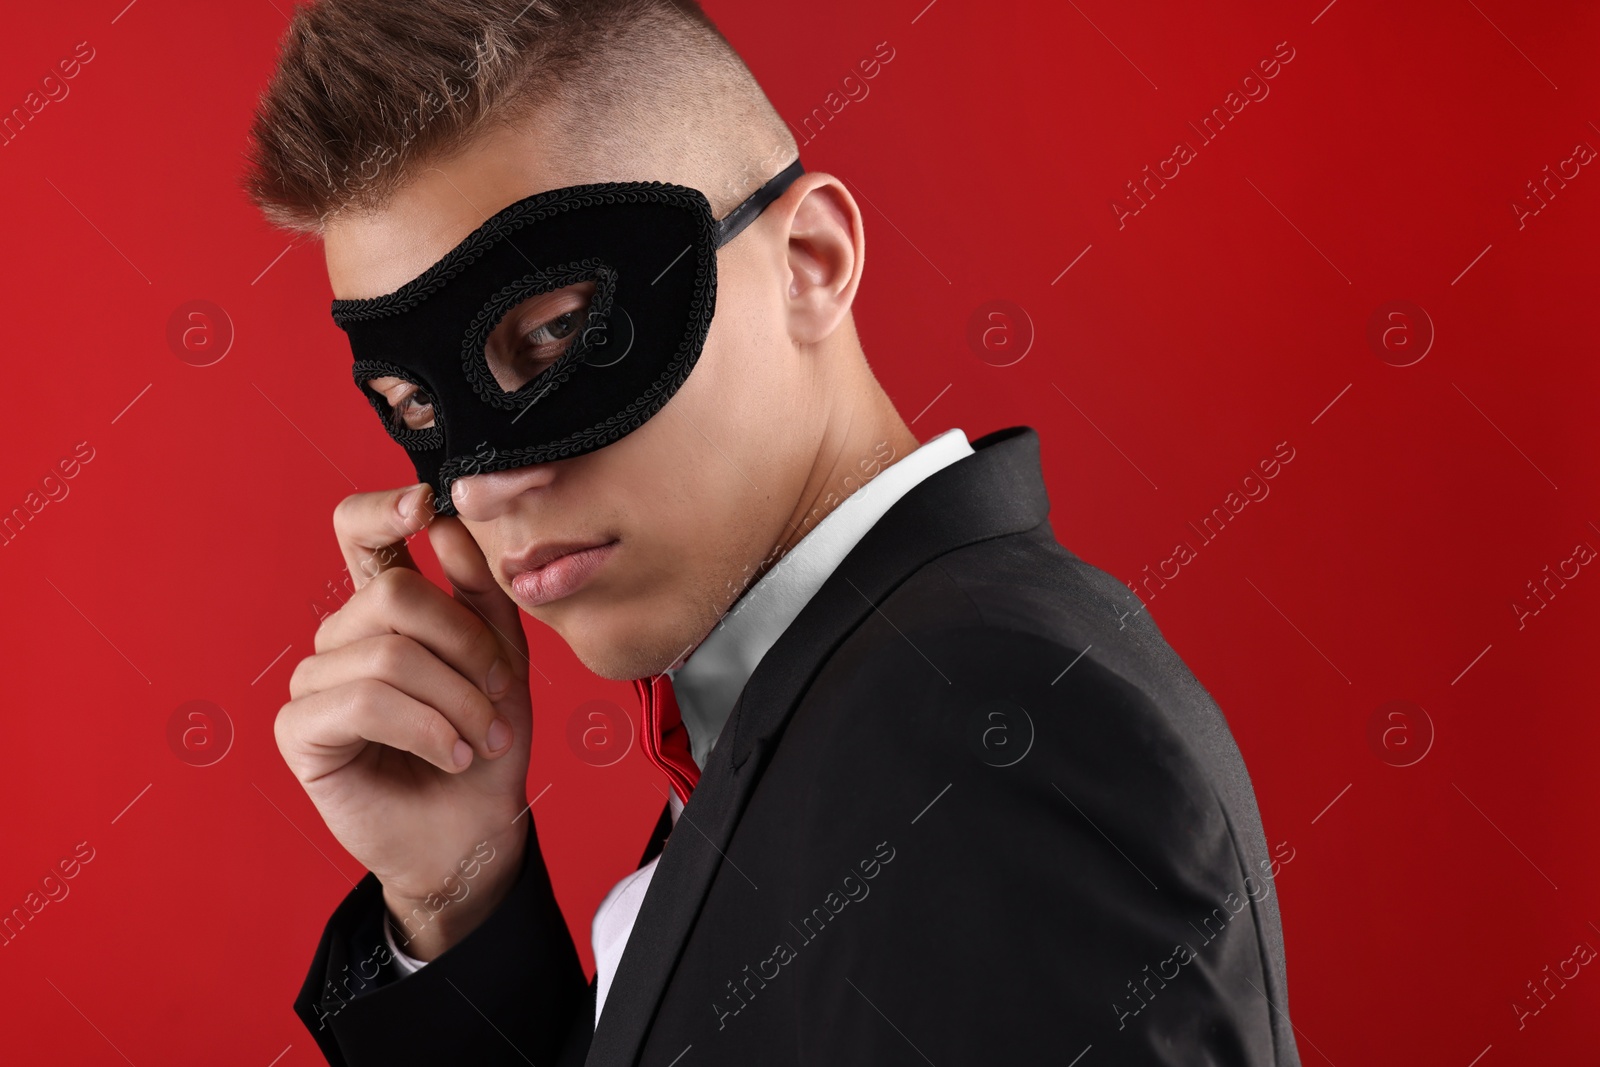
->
[666,427,975,767]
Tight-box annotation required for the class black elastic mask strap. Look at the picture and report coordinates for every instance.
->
[714,158,806,248]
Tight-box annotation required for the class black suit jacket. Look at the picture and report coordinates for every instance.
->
[293,426,1301,1066]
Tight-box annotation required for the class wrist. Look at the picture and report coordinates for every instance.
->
[380,822,528,962]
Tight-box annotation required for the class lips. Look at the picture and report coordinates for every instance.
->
[504,539,619,607]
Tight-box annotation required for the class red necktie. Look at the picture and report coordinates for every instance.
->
[632,672,701,802]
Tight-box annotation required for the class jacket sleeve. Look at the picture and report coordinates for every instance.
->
[291,812,590,1066]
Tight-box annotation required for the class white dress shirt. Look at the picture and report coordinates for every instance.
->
[385,427,976,1028]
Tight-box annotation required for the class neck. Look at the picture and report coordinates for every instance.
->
[759,350,920,586]
[664,333,920,674]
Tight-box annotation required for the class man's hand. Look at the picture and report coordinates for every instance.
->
[275,482,533,962]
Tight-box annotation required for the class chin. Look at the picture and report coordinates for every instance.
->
[546,605,679,682]
[568,643,648,682]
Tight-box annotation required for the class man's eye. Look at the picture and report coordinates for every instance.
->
[522,308,586,348]
[396,387,435,430]
[484,281,598,394]
[364,376,437,431]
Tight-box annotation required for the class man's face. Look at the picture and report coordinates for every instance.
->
[323,116,816,679]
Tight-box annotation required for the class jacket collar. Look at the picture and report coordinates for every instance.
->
[586,425,1050,1067]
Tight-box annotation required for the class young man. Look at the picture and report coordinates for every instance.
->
[247,1,1301,1064]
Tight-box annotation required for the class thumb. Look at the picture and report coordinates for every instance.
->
[426,515,531,681]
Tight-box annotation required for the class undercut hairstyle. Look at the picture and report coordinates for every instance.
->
[241,0,798,236]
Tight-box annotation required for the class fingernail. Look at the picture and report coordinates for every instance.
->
[453,739,472,769]
[487,717,512,752]
[487,657,512,698]
[398,483,428,523]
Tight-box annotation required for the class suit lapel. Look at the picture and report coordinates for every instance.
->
[585,426,1050,1066]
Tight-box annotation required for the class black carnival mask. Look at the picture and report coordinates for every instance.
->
[331,158,806,516]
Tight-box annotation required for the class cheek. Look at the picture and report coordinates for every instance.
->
[670,342,795,501]
[696,250,794,399]
[460,522,507,584]
[624,348,773,509]
[600,438,768,607]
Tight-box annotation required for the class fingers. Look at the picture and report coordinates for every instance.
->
[427,515,530,678]
[313,567,516,706]
[289,633,513,760]
[332,482,436,592]
[275,677,479,782]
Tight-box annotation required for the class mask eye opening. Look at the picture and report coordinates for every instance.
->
[461,258,619,413]
[351,359,447,450]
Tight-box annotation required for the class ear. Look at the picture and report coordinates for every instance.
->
[777,174,865,345]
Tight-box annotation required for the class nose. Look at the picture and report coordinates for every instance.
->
[449,461,559,520]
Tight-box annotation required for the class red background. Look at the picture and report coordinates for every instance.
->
[2,1,1596,1062]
